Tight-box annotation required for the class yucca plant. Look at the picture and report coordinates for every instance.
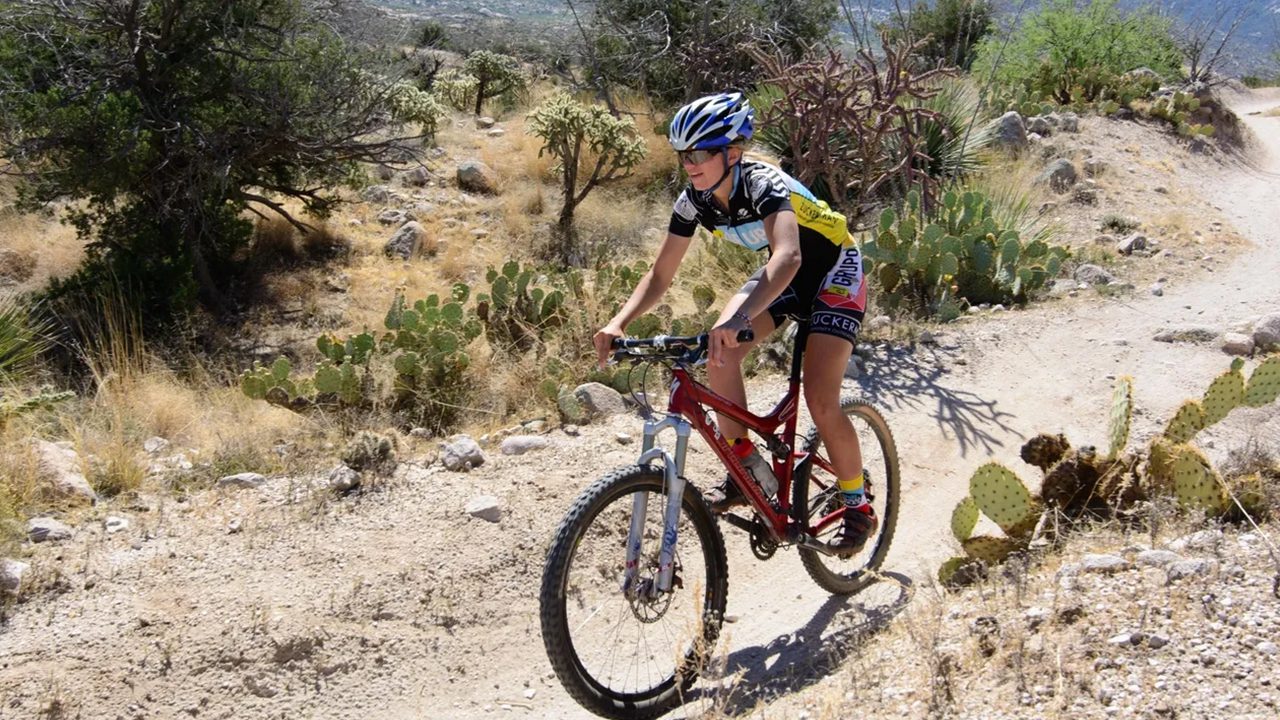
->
[0,294,52,384]
[901,77,996,187]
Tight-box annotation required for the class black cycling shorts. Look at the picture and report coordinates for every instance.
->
[742,243,867,346]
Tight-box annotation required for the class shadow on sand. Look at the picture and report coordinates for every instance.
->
[676,571,914,717]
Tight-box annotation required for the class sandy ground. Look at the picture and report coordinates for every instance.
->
[2,90,1280,720]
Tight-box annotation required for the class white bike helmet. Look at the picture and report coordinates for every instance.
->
[667,92,754,151]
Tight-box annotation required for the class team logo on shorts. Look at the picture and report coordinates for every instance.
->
[817,248,866,312]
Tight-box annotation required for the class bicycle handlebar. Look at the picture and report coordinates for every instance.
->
[610,329,755,363]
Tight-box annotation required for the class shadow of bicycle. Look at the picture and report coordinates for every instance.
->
[854,342,1019,458]
[674,571,914,717]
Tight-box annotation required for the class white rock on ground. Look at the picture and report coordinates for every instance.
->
[27,517,73,543]
[31,439,97,504]
[328,465,360,492]
[441,435,485,471]
[465,495,502,522]
[217,473,266,489]
[1,558,30,595]
[499,436,549,456]
[573,382,627,421]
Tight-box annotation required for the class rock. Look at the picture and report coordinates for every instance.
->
[557,390,588,425]
[475,116,496,129]
[486,128,505,137]
[441,435,485,472]
[324,273,350,293]
[1036,159,1079,193]
[1081,554,1130,573]
[405,166,431,187]
[457,160,498,194]
[328,465,360,492]
[1072,187,1098,205]
[843,357,861,380]
[918,330,938,344]
[1154,326,1218,343]
[1117,234,1148,255]
[227,518,243,534]
[384,221,425,260]
[1221,333,1254,356]
[1257,641,1278,656]
[866,316,891,333]
[1,558,30,595]
[1038,201,1058,216]
[1136,549,1181,568]
[31,439,97,504]
[1058,112,1080,132]
[615,432,634,445]
[465,495,502,522]
[104,516,129,534]
[1166,558,1216,582]
[1150,283,1165,297]
[377,209,409,226]
[1189,137,1211,154]
[28,517,73,543]
[562,424,580,437]
[500,435,549,456]
[143,437,170,454]
[1148,634,1170,649]
[217,472,266,489]
[1027,116,1052,136]
[375,164,395,181]
[1073,264,1115,286]
[992,112,1028,151]
[1084,158,1107,177]
[573,382,627,421]
[1171,528,1222,550]
[362,185,392,203]
[1252,313,1280,351]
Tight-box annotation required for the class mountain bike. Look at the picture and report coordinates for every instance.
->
[539,322,900,720]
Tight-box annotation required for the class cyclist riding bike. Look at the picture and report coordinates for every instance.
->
[593,92,876,556]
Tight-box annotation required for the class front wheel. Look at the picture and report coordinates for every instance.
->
[540,465,729,720]
[792,396,900,595]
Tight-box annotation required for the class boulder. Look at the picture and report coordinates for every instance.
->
[465,495,502,522]
[328,465,360,493]
[104,516,130,534]
[28,517,73,543]
[475,116,496,129]
[500,435,549,456]
[1221,333,1254,356]
[1253,313,1280,351]
[457,160,498,194]
[1036,159,1079,193]
[1,558,29,595]
[377,209,409,226]
[405,166,432,187]
[384,221,425,260]
[1027,116,1052,136]
[991,112,1028,152]
[441,435,485,472]
[32,439,97,505]
[573,382,627,421]
[362,185,392,203]
[1117,234,1148,255]
[1058,112,1080,132]
[1073,264,1115,286]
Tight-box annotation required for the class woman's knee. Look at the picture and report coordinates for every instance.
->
[804,383,843,421]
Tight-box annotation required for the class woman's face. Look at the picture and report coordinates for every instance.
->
[681,147,739,192]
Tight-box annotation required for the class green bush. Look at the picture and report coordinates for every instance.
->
[862,189,1070,317]
[971,0,1180,107]
[882,0,995,70]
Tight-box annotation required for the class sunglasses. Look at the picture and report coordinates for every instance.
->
[677,148,722,165]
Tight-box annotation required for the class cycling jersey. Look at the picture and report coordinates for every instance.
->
[667,160,867,344]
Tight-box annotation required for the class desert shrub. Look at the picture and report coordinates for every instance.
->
[0,294,52,384]
[1100,214,1140,234]
[971,0,1180,107]
[881,0,995,70]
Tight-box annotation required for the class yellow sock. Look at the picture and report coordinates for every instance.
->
[837,471,867,507]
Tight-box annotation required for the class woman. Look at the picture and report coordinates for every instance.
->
[592,92,874,555]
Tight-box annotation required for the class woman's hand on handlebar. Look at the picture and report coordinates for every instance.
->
[593,324,625,369]
[708,313,753,368]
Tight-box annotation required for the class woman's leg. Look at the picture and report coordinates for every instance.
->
[801,333,860,480]
[707,293,776,440]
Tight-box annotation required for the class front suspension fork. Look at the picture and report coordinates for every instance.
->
[622,415,692,599]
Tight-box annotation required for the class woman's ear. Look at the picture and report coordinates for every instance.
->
[727,146,744,164]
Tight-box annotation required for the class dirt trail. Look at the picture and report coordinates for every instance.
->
[3,92,1279,720]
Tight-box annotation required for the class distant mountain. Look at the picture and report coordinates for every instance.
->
[370,0,1276,75]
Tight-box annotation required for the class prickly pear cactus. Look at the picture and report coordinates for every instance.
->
[1020,433,1071,472]
[1107,376,1133,459]
[962,535,1025,565]
[1169,444,1228,515]
[1200,363,1245,426]
[937,556,984,587]
[951,496,980,542]
[1244,355,1280,407]
[1040,453,1100,513]
[1163,400,1205,444]
[968,463,1038,538]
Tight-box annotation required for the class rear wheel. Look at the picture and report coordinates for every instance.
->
[540,465,728,720]
[792,397,900,595]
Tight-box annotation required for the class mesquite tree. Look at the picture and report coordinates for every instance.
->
[0,0,439,324]
[527,94,645,266]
